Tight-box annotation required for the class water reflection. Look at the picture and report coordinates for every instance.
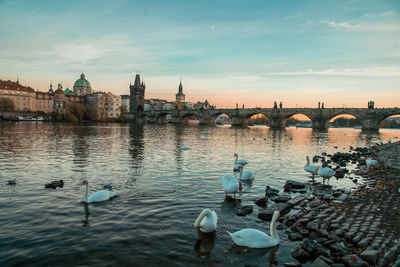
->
[229,244,279,266]
[193,231,216,257]
[128,123,144,180]
[81,203,90,227]
[220,197,242,214]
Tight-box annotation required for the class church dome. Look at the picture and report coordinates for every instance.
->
[73,73,91,88]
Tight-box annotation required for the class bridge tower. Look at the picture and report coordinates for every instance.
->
[130,73,145,115]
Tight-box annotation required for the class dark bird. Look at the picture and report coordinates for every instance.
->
[7,179,16,185]
[45,180,64,189]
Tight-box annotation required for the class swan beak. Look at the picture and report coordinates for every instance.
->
[81,181,87,185]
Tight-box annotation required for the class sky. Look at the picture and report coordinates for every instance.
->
[0,0,399,108]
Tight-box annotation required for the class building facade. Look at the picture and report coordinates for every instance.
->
[121,94,130,112]
[129,74,145,113]
[86,92,121,120]
[0,79,84,114]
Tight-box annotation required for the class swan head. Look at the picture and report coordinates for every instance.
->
[81,180,88,185]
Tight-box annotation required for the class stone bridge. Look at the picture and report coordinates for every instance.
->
[139,107,400,131]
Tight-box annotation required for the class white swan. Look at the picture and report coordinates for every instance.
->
[366,159,378,167]
[82,180,117,203]
[221,174,240,199]
[194,209,218,233]
[227,210,280,248]
[233,153,248,172]
[304,156,320,178]
[238,165,255,180]
[181,145,189,150]
[318,166,335,184]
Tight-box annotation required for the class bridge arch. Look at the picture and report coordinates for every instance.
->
[282,113,312,128]
[244,112,270,127]
[325,113,361,129]
[210,112,232,126]
[156,112,173,123]
[180,113,199,124]
[378,114,400,129]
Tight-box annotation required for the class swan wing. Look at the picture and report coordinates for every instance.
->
[228,228,278,248]
[222,175,238,193]
[200,211,218,233]
[240,170,255,180]
[237,159,248,165]
[88,190,116,203]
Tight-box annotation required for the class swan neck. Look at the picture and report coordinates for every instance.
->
[84,183,89,203]
[306,156,310,166]
[194,209,210,228]
[234,154,238,164]
[239,166,243,178]
[270,215,279,239]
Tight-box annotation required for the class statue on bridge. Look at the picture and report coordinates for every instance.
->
[273,101,277,109]
[368,100,375,109]
[279,102,282,109]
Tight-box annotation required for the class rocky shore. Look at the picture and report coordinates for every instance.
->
[254,141,400,266]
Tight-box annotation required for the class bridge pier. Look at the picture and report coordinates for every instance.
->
[361,118,380,132]
[312,117,328,131]
[231,116,245,127]
[269,117,284,130]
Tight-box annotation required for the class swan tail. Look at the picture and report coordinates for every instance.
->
[226,231,233,238]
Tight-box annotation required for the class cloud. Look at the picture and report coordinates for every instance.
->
[323,20,400,31]
[265,66,400,77]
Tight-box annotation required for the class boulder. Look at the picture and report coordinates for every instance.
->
[312,256,331,267]
[258,203,291,221]
[360,249,379,265]
[273,193,292,203]
[284,180,305,192]
[289,231,304,241]
[330,242,351,256]
[254,197,267,207]
[287,195,306,206]
[291,246,311,262]
[343,254,368,267]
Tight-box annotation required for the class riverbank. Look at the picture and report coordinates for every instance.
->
[270,142,400,266]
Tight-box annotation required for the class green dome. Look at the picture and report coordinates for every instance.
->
[73,73,91,88]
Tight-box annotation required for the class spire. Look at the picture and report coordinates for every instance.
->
[80,73,85,79]
[50,80,53,89]
[134,73,141,86]
[178,79,183,94]
[16,74,19,84]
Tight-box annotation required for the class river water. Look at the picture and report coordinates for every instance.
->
[0,122,399,266]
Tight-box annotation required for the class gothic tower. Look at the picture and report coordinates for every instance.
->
[175,80,185,102]
[130,73,145,113]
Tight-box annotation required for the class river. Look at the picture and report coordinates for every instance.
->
[0,122,399,266]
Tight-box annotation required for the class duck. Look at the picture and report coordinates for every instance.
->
[44,180,64,189]
[233,153,248,172]
[221,174,241,199]
[7,179,16,185]
[238,165,255,180]
[318,165,335,184]
[81,179,117,203]
[304,156,320,178]
[194,209,218,233]
[102,182,113,189]
[227,210,280,248]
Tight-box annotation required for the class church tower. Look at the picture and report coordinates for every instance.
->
[175,80,185,102]
[129,73,145,114]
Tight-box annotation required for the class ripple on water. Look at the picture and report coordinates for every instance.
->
[0,122,398,265]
